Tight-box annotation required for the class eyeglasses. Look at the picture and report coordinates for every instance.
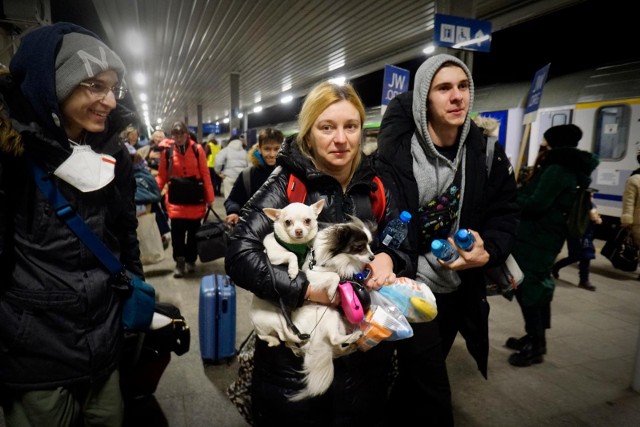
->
[79,81,128,100]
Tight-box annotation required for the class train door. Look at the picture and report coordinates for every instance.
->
[530,108,572,163]
[586,101,637,223]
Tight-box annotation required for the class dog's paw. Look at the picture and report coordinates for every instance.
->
[288,265,299,280]
[259,335,282,347]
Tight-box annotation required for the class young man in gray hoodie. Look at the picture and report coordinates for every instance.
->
[376,53,519,425]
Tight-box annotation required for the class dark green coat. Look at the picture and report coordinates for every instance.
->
[513,147,599,306]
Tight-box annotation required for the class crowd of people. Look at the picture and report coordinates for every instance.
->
[0,21,617,427]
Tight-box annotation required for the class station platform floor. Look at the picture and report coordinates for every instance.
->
[3,196,640,426]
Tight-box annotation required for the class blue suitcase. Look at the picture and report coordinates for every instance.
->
[199,274,236,363]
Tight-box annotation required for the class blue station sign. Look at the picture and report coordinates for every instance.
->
[434,13,492,53]
[523,63,551,124]
[381,64,410,107]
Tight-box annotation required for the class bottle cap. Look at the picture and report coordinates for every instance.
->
[431,239,444,251]
[456,229,470,241]
[400,211,412,223]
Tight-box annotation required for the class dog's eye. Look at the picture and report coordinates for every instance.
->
[304,218,311,225]
[285,219,292,227]
[352,243,365,252]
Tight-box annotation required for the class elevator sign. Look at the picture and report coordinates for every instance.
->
[434,14,492,52]
[381,64,410,107]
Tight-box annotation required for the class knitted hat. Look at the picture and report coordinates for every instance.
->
[55,32,125,102]
[544,124,582,148]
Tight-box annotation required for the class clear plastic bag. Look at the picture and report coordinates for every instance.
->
[357,291,413,352]
[378,277,438,323]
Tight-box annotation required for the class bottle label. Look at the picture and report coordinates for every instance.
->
[382,234,393,246]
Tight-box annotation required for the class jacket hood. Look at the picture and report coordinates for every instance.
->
[412,54,474,159]
[277,135,317,179]
[543,147,599,187]
[227,139,244,150]
[247,143,264,167]
[9,22,99,143]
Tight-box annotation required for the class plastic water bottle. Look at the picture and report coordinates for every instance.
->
[381,211,412,249]
[454,229,475,251]
[431,239,459,262]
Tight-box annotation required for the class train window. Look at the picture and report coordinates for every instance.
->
[594,104,630,161]
[551,113,568,127]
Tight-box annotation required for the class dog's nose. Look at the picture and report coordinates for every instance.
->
[368,255,375,261]
[295,229,303,237]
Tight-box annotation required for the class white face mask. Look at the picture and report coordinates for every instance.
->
[54,145,116,192]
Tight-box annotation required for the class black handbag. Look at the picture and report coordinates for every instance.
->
[168,176,205,205]
[196,207,230,262]
[602,227,639,272]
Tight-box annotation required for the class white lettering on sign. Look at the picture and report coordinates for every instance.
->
[456,26,470,43]
[388,73,407,90]
[441,24,455,43]
[527,92,542,108]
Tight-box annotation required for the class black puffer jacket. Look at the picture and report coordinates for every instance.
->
[226,135,410,309]
[0,23,141,390]
[375,92,520,377]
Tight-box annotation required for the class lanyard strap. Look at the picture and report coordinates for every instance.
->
[29,160,124,275]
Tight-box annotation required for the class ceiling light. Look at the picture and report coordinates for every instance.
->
[282,76,292,92]
[223,118,229,124]
[329,76,346,85]
[139,93,147,102]
[281,94,293,104]
[134,72,146,86]
[423,44,435,54]
[253,105,263,113]
[238,112,244,119]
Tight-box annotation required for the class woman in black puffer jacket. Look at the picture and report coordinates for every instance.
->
[225,81,410,427]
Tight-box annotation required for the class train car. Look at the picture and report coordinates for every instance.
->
[474,61,640,232]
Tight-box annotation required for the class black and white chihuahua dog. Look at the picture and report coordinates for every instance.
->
[250,200,375,401]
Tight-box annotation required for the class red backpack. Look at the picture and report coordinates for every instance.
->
[285,174,386,223]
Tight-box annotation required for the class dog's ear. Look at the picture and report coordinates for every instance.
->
[263,207,281,221]
[310,199,325,217]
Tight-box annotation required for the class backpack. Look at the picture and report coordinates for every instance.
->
[566,186,592,239]
[285,174,386,223]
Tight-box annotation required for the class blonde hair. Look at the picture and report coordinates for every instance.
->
[296,81,366,180]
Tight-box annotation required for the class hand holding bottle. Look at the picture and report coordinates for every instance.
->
[436,229,490,270]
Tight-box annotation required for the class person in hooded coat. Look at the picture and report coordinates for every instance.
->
[507,124,599,366]
[0,22,140,425]
[375,53,520,425]
[214,137,248,198]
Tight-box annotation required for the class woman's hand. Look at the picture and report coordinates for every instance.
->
[226,213,239,226]
[304,285,340,306]
[364,252,396,290]
[441,229,490,271]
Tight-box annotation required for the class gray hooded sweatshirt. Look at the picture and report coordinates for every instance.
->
[411,54,475,294]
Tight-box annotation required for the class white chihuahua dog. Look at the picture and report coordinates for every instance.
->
[250,200,375,401]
